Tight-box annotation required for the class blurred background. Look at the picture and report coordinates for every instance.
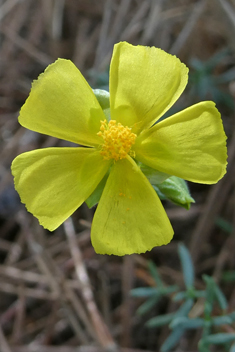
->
[0,0,235,351]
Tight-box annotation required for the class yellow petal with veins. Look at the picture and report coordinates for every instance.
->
[19,59,105,147]
[110,41,188,134]
[91,156,173,255]
[134,101,227,184]
[12,147,111,230]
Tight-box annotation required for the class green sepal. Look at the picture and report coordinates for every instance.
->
[153,176,195,210]
[139,162,170,184]
[86,89,110,208]
[85,172,109,208]
[93,89,110,120]
[139,163,195,209]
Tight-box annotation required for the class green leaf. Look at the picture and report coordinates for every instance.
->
[173,291,187,301]
[157,299,194,351]
[203,275,215,318]
[153,176,195,210]
[189,49,234,109]
[160,328,185,352]
[178,243,195,289]
[216,217,233,233]
[230,342,235,352]
[228,312,235,322]
[203,275,227,313]
[136,295,160,316]
[214,68,235,84]
[130,287,159,298]
[85,173,109,208]
[222,271,235,282]
[214,283,228,311]
[163,285,179,295]
[170,317,204,330]
[146,313,175,328]
[175,298,194,317]
[148,261,163,287]
[204,48,230,72]
[174,290,205,301]
[212,315,233,326]
[201,333,235,345]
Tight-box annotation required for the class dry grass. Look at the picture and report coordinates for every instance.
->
[0,0,235,351]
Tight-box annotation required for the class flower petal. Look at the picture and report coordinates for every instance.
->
[109,42,188,134]
[134,101,227,184]
[19,59,105,146]
[91,156,173,255]
[11,148,111,230]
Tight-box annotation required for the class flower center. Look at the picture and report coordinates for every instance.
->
[97,120,137,161]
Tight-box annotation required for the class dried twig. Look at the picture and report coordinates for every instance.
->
[94,0,113,69]
[215,0,235,51]
[64,218,117,350]
[121,255,134,347]
[0,324,12,352]
[169,0,207,54]
[0,25,51,65]
[141,0,163,44]
[0,0,23,21]
[190,124,235,263]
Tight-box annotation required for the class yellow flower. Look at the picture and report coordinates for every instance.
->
[11,42,227,256]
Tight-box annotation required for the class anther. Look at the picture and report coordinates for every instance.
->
[97,120,137,161]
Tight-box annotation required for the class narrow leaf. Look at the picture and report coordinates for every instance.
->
[212,315,232,326]
[214,283,228,310]
[130,287,158,298]
[137,295,160,316]
[170,317,204,330]
[178,243,195,289]
[148,261,163,287]
[201,333,235,345]
[146,313,175,328]
[160,328,185,352]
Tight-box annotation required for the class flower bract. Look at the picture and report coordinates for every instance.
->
[11,42,227,256]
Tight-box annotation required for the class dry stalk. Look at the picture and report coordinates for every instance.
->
[0,0,23,21]
[190,124,235,263]
[169,0,207,55]
[121,255,134,347]
[64,217,117,350]
[0,25,51,65]
[0,324,12,352]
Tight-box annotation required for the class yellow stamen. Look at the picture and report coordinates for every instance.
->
[97,120,137,161]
